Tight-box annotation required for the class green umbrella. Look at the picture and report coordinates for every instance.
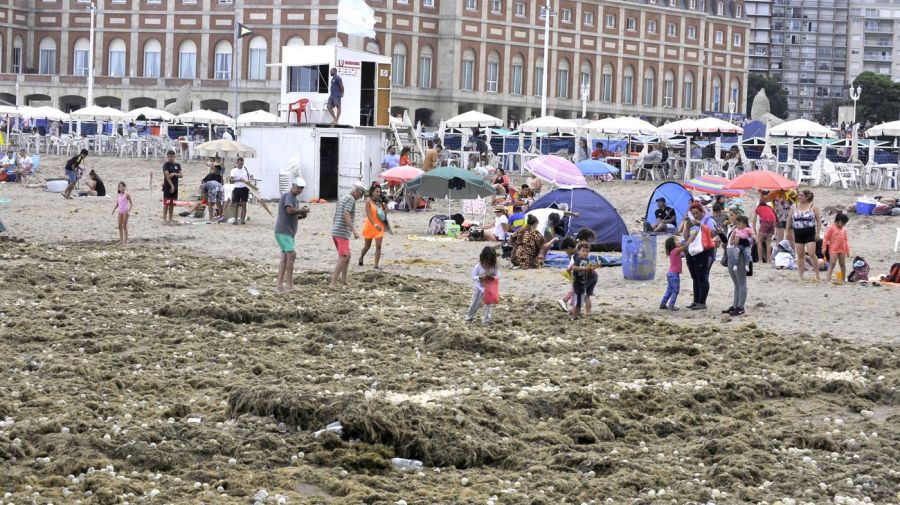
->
[407,167,496,226]
[406,166,496,200]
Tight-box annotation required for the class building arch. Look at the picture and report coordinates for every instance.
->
[712,75,722,112]
[108,38,127,77]
[418,44,433,88]
[642,67,655,106]
[391,42,407,87]
[556,57,570,99]
[622,65,635,105]
[601,63,614,102]
[286,37,305,47]
[248,36,267,80]
[213,40,232,80]
[461,48,476,91]
[143,39,161,78]
[486,50,500,93]
[683,71,695,109]
[73,37,90,76]
[579,59,592,99]
[663,69,675,107]
[178,39,198,78]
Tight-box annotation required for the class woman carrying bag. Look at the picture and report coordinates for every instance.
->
[683,202,718,310]
[359,183,392,269]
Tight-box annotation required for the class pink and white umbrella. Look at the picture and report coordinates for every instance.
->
[525,155,588,187]
[379,165,424,183]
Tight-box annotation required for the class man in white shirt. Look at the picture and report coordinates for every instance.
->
[222,129,234,141]
[526,206,580,238]
[381,146,400,169]
[229,157,251,225]
[14,149,33,185]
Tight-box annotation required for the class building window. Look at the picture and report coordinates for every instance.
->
[647,20,657,34]
[717,0,724,15]
[392,43,407,86]
[584,12,594,25]
[663,71,674,107]
[424,0,434,6]
[288,66,326,93]
[491,0,501,12]
[561,8,571,22]
[715,30,723,44]
[466,0,476,10]
[108,38,126,77]
[733,33,742,47]
[248,36,267,80]
[515,1,525,16]
[397,0,408,4]
[419,46,432,88]
[712,77,722,112]
[687,26,696,39]
[626,17,636,31]
[510,56,523,94]
[667,23,677,36]
[688,0,696,8]
[605,14,615,28]
[669,0,677,5]
[556,59,569,98]
[12,43,22,74]
[39,38,57,75]
[642,68,655,106]
[461,49,475,90]
[730,79,739,110]
[683,73,694,109]
[214,40,232,80]
[601,64,613,102]
[579,62,591,99]
[73,38,89,76]
[143,39,161,78]
[533,59,544,96]
[623,66,634,104]
[179,40,197,78]
[735,3,742,17]
[486,51,500,92]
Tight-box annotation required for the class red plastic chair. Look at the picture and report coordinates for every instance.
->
[287,98,309,124]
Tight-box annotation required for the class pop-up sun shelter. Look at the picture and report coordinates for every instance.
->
[645,182,693,230]
[528,187,629,251]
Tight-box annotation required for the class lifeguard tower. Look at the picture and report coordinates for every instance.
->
[276,45,392,127]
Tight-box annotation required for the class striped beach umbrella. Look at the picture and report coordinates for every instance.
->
[683,174,746,197]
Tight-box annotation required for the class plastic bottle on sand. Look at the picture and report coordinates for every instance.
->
[391,458,423,471]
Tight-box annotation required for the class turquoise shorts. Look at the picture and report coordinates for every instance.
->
[275,233,295,253]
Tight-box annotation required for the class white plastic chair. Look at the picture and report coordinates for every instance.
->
[462,197,489,224]
[894,228,900,252]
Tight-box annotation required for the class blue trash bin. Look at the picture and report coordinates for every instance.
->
[621,234,657,281]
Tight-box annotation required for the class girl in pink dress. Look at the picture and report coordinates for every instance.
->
[111,182,133,246]
[823,213,850,283]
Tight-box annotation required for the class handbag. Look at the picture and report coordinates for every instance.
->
[687,227,704,256]
[482,277,500,305]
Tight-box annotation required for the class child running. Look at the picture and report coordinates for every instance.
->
[465,246,500,325]
[111,182,133,246]
[728,215,756,273]
[568,242,599,320]
[556,236,578,312]
[823,212,850,284]
[660,236,686,310]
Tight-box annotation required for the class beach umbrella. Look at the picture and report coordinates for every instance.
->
[177,109,234,126]
[724,170,798,191]
[583,116,658,136]
[526,155,588,187]
[194,139,256,158]
[236,110,278,125]
[444,110,503,128]
[865,120,900,137]
[684,174,746,197]
[70,105,123,121]
[379,165,423,183]
[769,119,835,138]
[670,117,744,136]
[125,107,175,122]
[406,166,495,200]
[658,118,698,137]
[0,105,22,118]
[519,116,578,135]
[576,159,619,176]
[20,106,69,122]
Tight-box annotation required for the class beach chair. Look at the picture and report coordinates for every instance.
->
[287,99,309,125]
[462,196,489,223]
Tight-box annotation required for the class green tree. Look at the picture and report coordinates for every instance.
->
[816,99,842,125]
[746,74,789,119]
[852,71,900,125]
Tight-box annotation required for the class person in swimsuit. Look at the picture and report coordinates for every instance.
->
[110,181,133,246]
[359,183,390,269]
[786,189,822,281]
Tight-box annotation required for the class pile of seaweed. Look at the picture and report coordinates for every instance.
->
[0,241,898,504]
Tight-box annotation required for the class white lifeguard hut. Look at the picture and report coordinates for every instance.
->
[239,45,393,202]
[276,45,392,127]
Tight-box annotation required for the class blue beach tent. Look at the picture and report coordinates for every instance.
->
[645,182,693,231]
[529,187,629,251]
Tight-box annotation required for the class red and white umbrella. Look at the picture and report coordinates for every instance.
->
[379,165,424,183]
[724,170,798,191]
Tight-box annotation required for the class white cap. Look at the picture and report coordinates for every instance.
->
[352,181,368,194]
[293,177,306,188]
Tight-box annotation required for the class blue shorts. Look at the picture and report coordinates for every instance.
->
[327,95,341,108]
[65,169,78,184]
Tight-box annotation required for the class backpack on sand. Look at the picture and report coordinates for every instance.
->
[847,256,869,282]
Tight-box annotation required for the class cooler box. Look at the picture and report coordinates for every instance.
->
[855,198,877,216]
[445,222,461,238]
[621,233,657,281]
[46,179,68,192]
[623,172,635,180]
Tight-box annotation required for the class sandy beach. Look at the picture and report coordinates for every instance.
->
[0,156,899,504]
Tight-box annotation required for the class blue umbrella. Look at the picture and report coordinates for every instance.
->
[576,159,620,176]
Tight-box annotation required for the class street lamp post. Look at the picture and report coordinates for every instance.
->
[728,99,736,123]
[849,85,862,126]
[87,2,96,107]
[539,0,554,117]
[580,80,590,119]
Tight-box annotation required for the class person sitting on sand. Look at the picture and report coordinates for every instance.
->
[510,214,556,269]
[645,197,676,233]
[492,168,510,198]
[14,149,33,186]
[82,169,106,197]
[483,206,510,242]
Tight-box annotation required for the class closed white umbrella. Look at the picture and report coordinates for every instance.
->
[769,119,835,138]
[444,110,504,128]
[236,110,278,125]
